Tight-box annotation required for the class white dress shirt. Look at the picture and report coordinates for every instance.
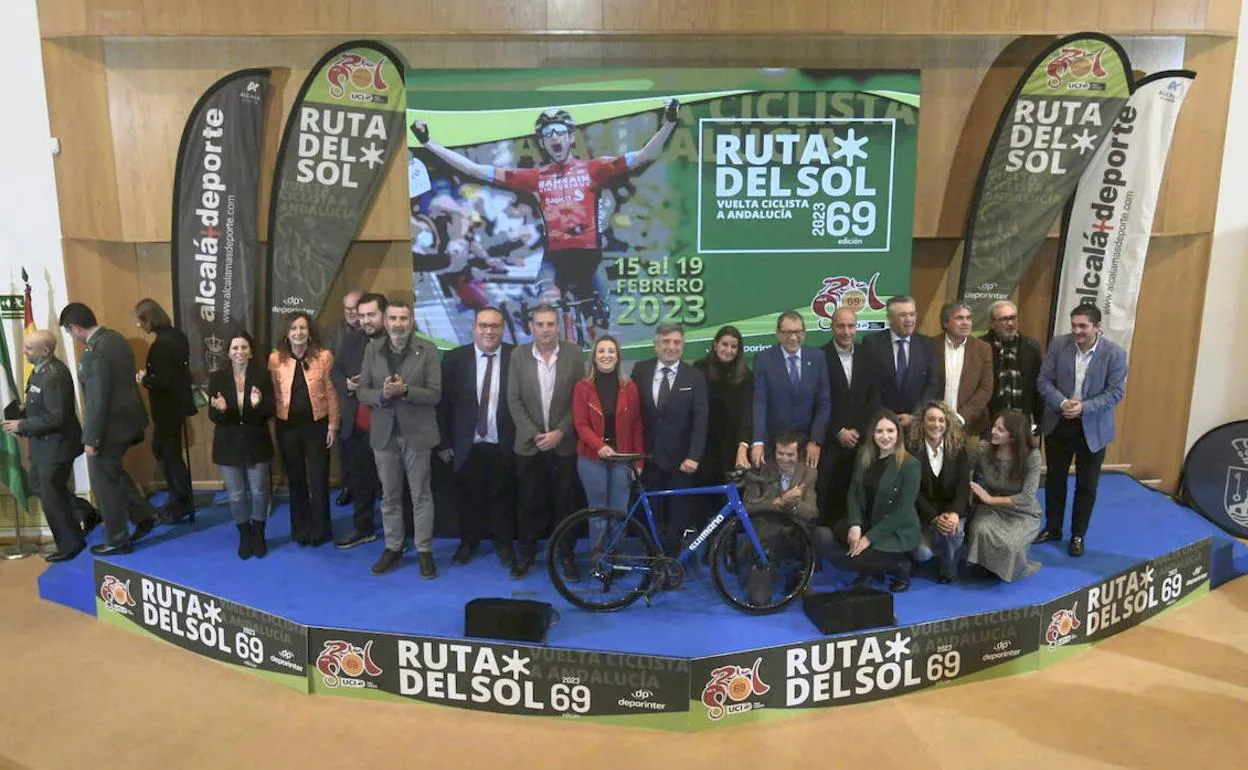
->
[474,344,501,444]
[652,360,680,406]
[532,343,559,431]
[1073,337,1100,400]
[835,342,854,385]
[943,335,966,411]
[925,441,945,478]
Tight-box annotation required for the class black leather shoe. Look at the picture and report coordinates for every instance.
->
[419,552,437,579]
[371,548,403,575]
[1034,529,1062,545]
[132,519,156,542]
[496,544,516,568]
[80,512,101,536]
[45,545,85,563]
[91,540,134,556]
[452,542,478,565]
[891,575,911,593]
[335,490,353,506]
[335,530,379,549]
[1068,536,1085,557]
[937,574,954,585]
[510,552,535,579]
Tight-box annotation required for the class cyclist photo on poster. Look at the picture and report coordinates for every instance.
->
[408,98,681,349]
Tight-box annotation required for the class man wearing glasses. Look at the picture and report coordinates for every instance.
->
[982,300,1043,434]
[410,100,681,330]
[751,311,832,471]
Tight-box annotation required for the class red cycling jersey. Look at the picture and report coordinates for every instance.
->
[498,156,630,252]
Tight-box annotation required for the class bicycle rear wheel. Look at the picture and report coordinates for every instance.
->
[546,507,661,612]
[707,511,816,615]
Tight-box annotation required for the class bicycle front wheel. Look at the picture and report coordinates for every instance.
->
[546,507,661,612]
[708,511,816,615]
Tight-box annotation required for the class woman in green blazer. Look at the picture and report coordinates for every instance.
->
[842,410,922,592]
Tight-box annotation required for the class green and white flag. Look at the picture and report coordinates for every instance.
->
[0,327,28,510]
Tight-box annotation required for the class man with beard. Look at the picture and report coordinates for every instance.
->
[334,292,387,549]
[981,300,1043,432]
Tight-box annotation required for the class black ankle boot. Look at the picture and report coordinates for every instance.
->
[237,523,253,560]
[251,521,268,558]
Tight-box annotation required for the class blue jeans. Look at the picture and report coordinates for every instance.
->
[576,456,631,547]
[218,463,270,524]
[912,519,966,579]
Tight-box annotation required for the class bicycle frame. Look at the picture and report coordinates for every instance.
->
[600,481,772,567]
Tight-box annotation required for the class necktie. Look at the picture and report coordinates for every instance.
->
[895,339,908,389]
[476,353,495,438]
[788,354,800,389]
[658,366,672,409]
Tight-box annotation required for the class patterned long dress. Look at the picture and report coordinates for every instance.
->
[965,448,1042,582]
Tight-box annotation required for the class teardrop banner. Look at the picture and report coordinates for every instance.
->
[266,41,406,343]
[957,33,1132,328]
[171,68,270,397]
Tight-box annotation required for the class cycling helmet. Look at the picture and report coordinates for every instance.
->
[535,108,576,135]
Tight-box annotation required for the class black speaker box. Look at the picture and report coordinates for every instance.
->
[464,598,555,643]
[802,586,895,635]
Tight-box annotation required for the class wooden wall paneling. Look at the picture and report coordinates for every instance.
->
[433,0,546,32]
[1154,37,1236,235]
[910,239,962,336]
[42,40,123,241]
[36,0,89,37]
[1153,1,1207,31]
[1013,237,1061,344]
[1206,0,1243,32]
[546,0,604,31]
[1099,0,1158,30]
[1014,1,1104,32]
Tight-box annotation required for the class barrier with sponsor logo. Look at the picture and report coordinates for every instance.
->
[93,561,309,692]
[88,537,1212,728]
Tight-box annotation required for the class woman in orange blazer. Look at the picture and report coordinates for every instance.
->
[573,336,644,551]
[268,312,340,546]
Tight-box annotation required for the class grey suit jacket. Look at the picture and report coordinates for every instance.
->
[357,335,442,452]
[79,327,148,449]
[1037,333,1127,453]
[18,357,83,466]
[506,340,584,457]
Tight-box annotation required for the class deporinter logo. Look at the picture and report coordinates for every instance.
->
[316,639,383,688]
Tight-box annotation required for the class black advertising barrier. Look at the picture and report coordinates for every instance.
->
[171,69,270,399]
[1179,421,1248,539]
[93,560,309,692]
[1038,537,1212,667]
[957,33,1132,327]
[307,626,691,728]
[687,607,1041,729]
[265,40,406,344]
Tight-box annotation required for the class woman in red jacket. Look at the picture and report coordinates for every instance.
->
[573,336,643,552]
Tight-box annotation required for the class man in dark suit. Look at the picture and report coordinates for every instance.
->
[357,300,442,578]
[861,295,938,429]
[59,302,157,555]
[819,307,879,527]
[2,330,86,561]
[506,304,584,578]
[932,301,994,436]
[633,323,709,556]
[333,291,386,549]
[981,300,1043,431]
[1036,304,1128,557]
[750,310,831,471]
[328,288,363,508]
[438,306,517,570]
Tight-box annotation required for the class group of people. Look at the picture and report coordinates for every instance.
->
[2,290,1126,595]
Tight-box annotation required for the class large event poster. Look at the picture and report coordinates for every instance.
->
[406,69,919,356]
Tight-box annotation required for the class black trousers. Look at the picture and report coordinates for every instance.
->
[152,419,193,510]
[342,431,378,534]
[88,441,156,547]
[642,465,696,556]
[817,442,856,528]
[1044,418,1106,537]
[515,451,578,554]
[33,458,83,554]
[455,443,516,548]
[277,419,331,544]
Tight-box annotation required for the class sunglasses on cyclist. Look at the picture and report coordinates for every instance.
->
[539,124,572,139]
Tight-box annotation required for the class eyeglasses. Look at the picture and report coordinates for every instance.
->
[539,124,571,138]
[778,329,805,337]
[994,315,1018,322]
[476,323,504,330]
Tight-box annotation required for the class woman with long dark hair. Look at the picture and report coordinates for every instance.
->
[906,400,971,583]
[268,312,339,546]
[692,325,752,484]
[208,330,275,558]
[965,409,1043,581]
[133,298,196,522]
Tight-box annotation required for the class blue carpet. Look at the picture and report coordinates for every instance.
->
[38,473,1247,658]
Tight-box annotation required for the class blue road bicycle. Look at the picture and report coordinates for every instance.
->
[545,455,816,615]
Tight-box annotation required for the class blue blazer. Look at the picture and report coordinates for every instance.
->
[437,343,515,472]
[860,330,939,417]
[633,358,709,472]
[1037,334,1127,453]
[751,345,832,445]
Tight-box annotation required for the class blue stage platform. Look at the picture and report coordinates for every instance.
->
[37,472,1247,659]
